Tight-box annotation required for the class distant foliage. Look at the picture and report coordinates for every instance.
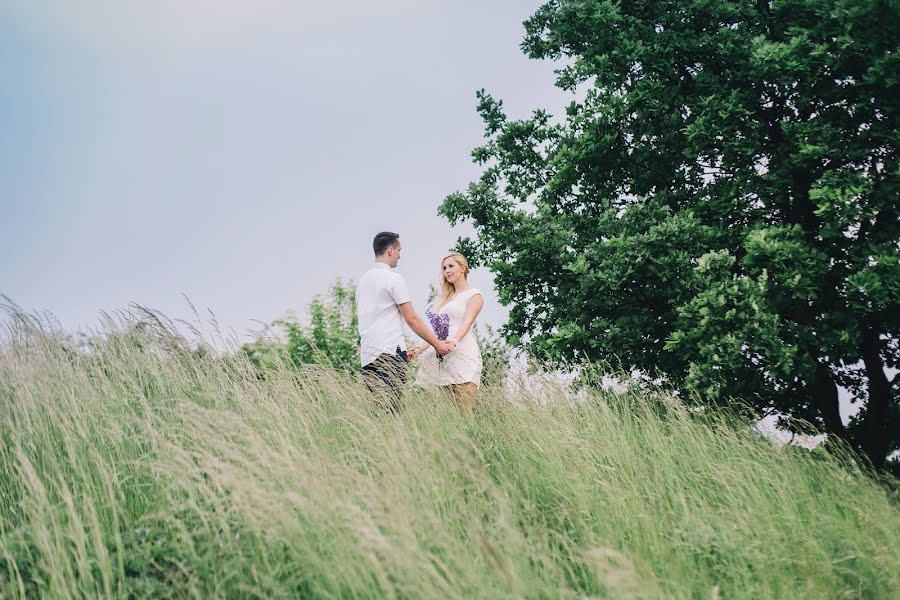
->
[244,279,360,373]
[475,324,511,388]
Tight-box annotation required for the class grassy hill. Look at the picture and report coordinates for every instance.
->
[1,308,898,598]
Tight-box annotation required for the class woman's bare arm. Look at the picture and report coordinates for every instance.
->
[451,294,484,343]
[408,342,430,361]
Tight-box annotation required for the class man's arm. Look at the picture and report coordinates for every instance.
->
[398,303,453,355]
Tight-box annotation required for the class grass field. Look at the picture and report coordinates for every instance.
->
[1,307,898,598]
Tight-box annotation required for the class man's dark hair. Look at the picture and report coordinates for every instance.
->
[373,232,400,256]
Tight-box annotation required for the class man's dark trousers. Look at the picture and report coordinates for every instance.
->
[362,347,408,412]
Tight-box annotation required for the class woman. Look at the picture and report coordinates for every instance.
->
[409,252,484,410]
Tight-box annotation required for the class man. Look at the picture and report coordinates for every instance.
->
[357,232,453,407]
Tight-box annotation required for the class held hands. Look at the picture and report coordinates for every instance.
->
[408,339,457,361]
[434,339,456,357]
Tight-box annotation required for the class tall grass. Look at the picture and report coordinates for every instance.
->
[1,305,898,599]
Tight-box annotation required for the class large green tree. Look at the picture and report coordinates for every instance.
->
[441,0,899,468]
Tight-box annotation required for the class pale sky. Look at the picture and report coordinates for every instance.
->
[1,1,573,340]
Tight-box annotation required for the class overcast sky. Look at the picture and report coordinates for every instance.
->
[1,0,574,340]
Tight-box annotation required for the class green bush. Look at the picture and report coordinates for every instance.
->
[244,279,360,374]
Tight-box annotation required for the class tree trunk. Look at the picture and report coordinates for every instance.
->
[860,324,891,470]
[812,360,845,438]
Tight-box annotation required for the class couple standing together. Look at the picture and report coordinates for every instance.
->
[356,231,484,411]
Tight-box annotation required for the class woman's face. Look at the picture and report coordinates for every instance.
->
[442,258,464,285]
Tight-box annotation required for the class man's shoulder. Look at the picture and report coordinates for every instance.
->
[366,266,405,279]
[359,267,406,286]
[358,266,383,281]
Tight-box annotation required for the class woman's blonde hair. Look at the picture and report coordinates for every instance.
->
[437,252,470,310]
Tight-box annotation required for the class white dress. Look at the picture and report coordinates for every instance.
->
[414,288,483,388]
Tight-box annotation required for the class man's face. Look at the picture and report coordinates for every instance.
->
[387,241,401,268]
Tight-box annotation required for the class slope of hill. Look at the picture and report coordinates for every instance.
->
[1,309,898,598]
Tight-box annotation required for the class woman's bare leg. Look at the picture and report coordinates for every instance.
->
[452,382,478,412]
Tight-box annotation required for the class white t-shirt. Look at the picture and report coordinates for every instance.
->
[356,263,411,367]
